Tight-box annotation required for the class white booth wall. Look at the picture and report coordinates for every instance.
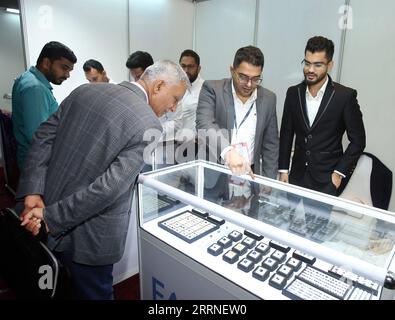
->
[195,0,256,81]
[128,0,194,64]
[20,0,195,101]
[20,0,130,104]
[257,0,345,126]
[340,0,395,212]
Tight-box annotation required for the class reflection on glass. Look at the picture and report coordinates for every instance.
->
[154,166,199,195]
[140,165,199,223]
[141,185,185,223]
[140,163,395,268]
[201,166,395,268]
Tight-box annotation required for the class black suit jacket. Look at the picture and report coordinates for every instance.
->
[279,75,366,189]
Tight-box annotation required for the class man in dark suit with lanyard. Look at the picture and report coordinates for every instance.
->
[279,36,366,196]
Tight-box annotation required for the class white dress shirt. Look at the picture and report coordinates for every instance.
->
[175,74,204,142]
[160,76,205,143]
[159,109,183,142]
[221,82,257,164]
[305,76,329,126]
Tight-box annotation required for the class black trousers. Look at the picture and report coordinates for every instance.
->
[288,170,338,219]
[55,250,114,300]
[290,170,339,197]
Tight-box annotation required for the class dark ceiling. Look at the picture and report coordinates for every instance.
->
[0,0,19,9]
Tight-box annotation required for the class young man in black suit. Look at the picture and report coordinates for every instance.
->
[279,36,366,196]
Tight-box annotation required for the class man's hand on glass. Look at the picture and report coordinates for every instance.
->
[225,148,255,179]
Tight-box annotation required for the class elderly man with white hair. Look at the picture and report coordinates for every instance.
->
[17,60,190,300]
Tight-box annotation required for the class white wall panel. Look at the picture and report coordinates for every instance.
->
[20,0,129,104]
[257,0,346,124]
[128,0,194,65]
[341,0,395,212]
[195,0,256,80]
[0,11,25,111]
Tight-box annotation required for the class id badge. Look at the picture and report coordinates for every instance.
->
[229,142,251,186]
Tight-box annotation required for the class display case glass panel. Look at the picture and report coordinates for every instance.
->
[139,161,395,269]
[137,160,395,299]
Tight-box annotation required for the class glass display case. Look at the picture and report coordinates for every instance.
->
[137,160,395,300]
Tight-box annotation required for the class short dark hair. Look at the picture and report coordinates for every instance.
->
[179,49,200,66]
[36,41,77,65]
[305,36,335,61]
[126,51,153,70]
[233,46,264,69]
[83,59,104,73]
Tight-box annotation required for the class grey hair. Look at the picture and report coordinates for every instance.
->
[140,60,191,90]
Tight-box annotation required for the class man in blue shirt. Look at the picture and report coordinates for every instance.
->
[12,41,77,170]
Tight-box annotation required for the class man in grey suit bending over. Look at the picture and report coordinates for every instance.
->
[18,60,189,299]
[196,46,278,179]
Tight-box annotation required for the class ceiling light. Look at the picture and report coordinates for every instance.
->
[5,8,20,14]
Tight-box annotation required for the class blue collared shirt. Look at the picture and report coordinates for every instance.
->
[12,66,58,169]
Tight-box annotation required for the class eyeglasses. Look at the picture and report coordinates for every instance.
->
[301,59,329,69]
[234,72,262,86]
[181,63,198,70]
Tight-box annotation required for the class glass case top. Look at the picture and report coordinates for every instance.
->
[139,161,395,268]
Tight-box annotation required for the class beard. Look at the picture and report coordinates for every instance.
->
[304,71,327,86]
[51,79,64,85]
[237,85,254,97]
[46,73,65,85]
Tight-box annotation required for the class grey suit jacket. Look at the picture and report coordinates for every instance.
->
[16,81,162,265]
[196,78,279,179]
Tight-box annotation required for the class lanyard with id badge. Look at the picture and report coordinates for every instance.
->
[229,101,255,187]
